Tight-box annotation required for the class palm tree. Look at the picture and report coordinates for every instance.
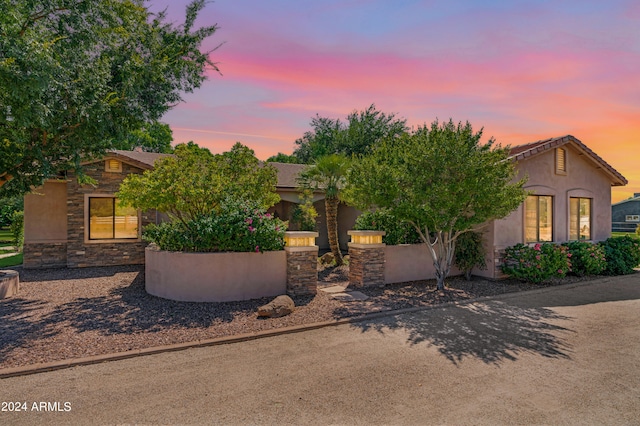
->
[298,154,350,266]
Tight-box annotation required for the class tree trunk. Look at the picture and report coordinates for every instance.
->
[325,196,343,266]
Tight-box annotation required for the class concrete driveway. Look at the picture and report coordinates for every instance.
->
[1,275,639,425]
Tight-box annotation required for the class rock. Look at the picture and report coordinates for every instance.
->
[257,295,295,318]
[320,252,335,265]
[0,270,20,299]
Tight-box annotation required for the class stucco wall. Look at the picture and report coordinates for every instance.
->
[384,244,461,284]
[145,248,287,302]
[24,181,67,243]
[493,144,613,250]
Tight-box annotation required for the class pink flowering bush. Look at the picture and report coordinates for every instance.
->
[143,198,286,253]
[562,241,606,276]
[501,243,571,283]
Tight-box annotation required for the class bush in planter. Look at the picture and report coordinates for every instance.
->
[562,241,606,276]
[599,235,640,275]
[501,243,571,284]
[454,231,487,280]
[353,209,421,245]
[144,199,287,253]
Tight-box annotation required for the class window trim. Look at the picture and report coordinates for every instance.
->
[524,194,554,243]
[625,215,640,222]
[84,194,141,244]
[569,197,592,241]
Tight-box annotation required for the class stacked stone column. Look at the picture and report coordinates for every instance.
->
[348,230,386,288]
[284,231,318,296]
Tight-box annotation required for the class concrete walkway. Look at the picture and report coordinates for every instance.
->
[1,275,639,425]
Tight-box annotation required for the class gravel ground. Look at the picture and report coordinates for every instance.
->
[0,264,597,370]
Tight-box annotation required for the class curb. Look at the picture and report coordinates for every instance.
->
[0,276,624,379]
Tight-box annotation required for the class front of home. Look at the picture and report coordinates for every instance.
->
[475,135,627,278]
[23,135,627,275]
[23,151,359,268]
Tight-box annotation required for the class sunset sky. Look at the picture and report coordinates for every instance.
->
[149,0,640,202]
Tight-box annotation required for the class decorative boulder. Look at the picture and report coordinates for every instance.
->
[320,252,335,265]
[257,295,295,318]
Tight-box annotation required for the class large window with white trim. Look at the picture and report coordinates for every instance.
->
[570,197,591,240]
[525,195,553,243]
[88,197,139,240]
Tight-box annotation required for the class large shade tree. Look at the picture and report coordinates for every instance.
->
[344,120,528,290]
[117,121,174,154]
[293,104,407,164]
[0,0,219,195]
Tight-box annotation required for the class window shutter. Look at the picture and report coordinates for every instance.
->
[106,159,122,172]
[556,148,566,173]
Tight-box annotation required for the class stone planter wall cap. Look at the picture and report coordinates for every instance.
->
[284,231,319,238]
[347,230,386,236]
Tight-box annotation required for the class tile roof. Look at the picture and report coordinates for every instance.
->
[108,150,173,169]
[101,151,307,188]
[508,135,627,186]
[266,162,306,188]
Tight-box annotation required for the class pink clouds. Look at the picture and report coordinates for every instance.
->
[154,0,640,202]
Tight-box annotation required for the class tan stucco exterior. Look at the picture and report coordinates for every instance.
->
[145,248,287,302]
[24,181,67,243]
[384,244,461,284]
[475,141,618,279]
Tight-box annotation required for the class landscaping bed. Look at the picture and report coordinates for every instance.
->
[0,264,601,370]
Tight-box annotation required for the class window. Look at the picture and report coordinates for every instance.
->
[525,195,553,243]
[625,215,640,222]
[570,198,591,240]
[88,197,138,240]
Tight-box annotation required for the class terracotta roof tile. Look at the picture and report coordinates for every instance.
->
[108,150,172,169]
[508,135,627,186]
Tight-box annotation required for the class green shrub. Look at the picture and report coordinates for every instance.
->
[291,188,317,231]
[143,199,287,253]
[353,209,421,245]
[599,235,640,275]
[9,210,24,252]
[501,243,571,284]
[562,241,606,276]
[0,196,23,228]
[454,231,487,280]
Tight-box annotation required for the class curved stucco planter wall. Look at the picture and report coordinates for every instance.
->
[384,244,461,284]
[145,247,287,302]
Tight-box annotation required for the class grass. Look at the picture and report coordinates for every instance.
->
[0,228,12,247]
[0,253,22,268]
[612,232,640,239]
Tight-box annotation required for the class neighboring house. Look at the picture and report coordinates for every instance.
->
[611,194,640,233]
[475,135,627,279]
[23,151,358,269]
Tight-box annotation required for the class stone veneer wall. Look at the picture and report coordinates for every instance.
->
[22,242,68,269]
[285,247,318,296]
[65,161,153,268]
[491,247,508,279]
[348,245,385,288]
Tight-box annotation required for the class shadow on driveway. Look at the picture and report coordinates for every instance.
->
[352,300,574,366]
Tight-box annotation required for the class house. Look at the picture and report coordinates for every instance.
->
[475,135,627,279]
[23,151,358,269]
[611,194,640,233]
